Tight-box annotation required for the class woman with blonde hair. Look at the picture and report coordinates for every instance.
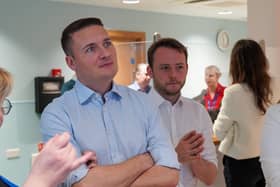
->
[213,39,272,187]
[0,67,94,187]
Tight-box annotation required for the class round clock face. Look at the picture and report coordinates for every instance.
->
[216,30,230,51]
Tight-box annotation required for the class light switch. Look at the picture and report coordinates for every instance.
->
[5,148,20,159]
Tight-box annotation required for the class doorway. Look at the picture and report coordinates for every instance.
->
[108,30,146,86]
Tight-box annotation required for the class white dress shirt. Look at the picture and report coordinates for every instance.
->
[260,103,280,187]
[149,88,217,187]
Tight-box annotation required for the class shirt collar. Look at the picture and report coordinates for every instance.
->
[149,87,183,107]
[216,83,225,94]
[206,83,225,94]
[149,87,165,107]
[174,96,183,107]
[74,80,122,105]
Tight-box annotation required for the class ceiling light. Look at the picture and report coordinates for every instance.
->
[218,10,233,15]
[122,0,140,4]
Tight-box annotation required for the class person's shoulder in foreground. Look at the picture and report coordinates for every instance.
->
[0,67,93,187]
[260,103,280,187]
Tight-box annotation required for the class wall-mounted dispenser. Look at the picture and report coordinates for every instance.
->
[34,77,64,113]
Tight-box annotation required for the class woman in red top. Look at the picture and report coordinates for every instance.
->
[194,65,226,123]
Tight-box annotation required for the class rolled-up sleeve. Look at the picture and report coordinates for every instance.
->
[40,102,88,186]
[59,165,89,187]
[146,107,180,170]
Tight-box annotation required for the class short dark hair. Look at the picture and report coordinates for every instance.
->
[147,38,188,69]
[61,17,104,56]
[230,39,272,113]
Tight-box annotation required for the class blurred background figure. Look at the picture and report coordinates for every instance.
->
[128,63,151,93]
[260,100,280,187]
[61,74,76,94]
[194,65,226,123]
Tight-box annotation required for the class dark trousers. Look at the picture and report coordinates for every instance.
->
[223,155,265,187]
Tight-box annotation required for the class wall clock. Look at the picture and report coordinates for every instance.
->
[216,30,230,51]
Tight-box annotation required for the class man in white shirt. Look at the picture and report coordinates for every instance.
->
[147,38,218,187]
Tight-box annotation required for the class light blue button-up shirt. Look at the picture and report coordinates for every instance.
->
[40,80,179,186]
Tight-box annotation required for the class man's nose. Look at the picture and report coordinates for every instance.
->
[169,68,177,78]
[99,47,110,58]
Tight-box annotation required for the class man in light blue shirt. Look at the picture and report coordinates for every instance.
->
[40,17,179,187]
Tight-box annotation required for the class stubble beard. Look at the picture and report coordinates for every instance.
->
[155,80,185,98]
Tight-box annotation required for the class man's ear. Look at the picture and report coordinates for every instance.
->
[147,65,153,79]
[65,56,76,71]
[186,63,189,74]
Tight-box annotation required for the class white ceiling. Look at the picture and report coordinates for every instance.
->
[52,0,247,21]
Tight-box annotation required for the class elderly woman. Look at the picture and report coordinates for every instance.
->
[194,65,226,123]
[0,67,94,187]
